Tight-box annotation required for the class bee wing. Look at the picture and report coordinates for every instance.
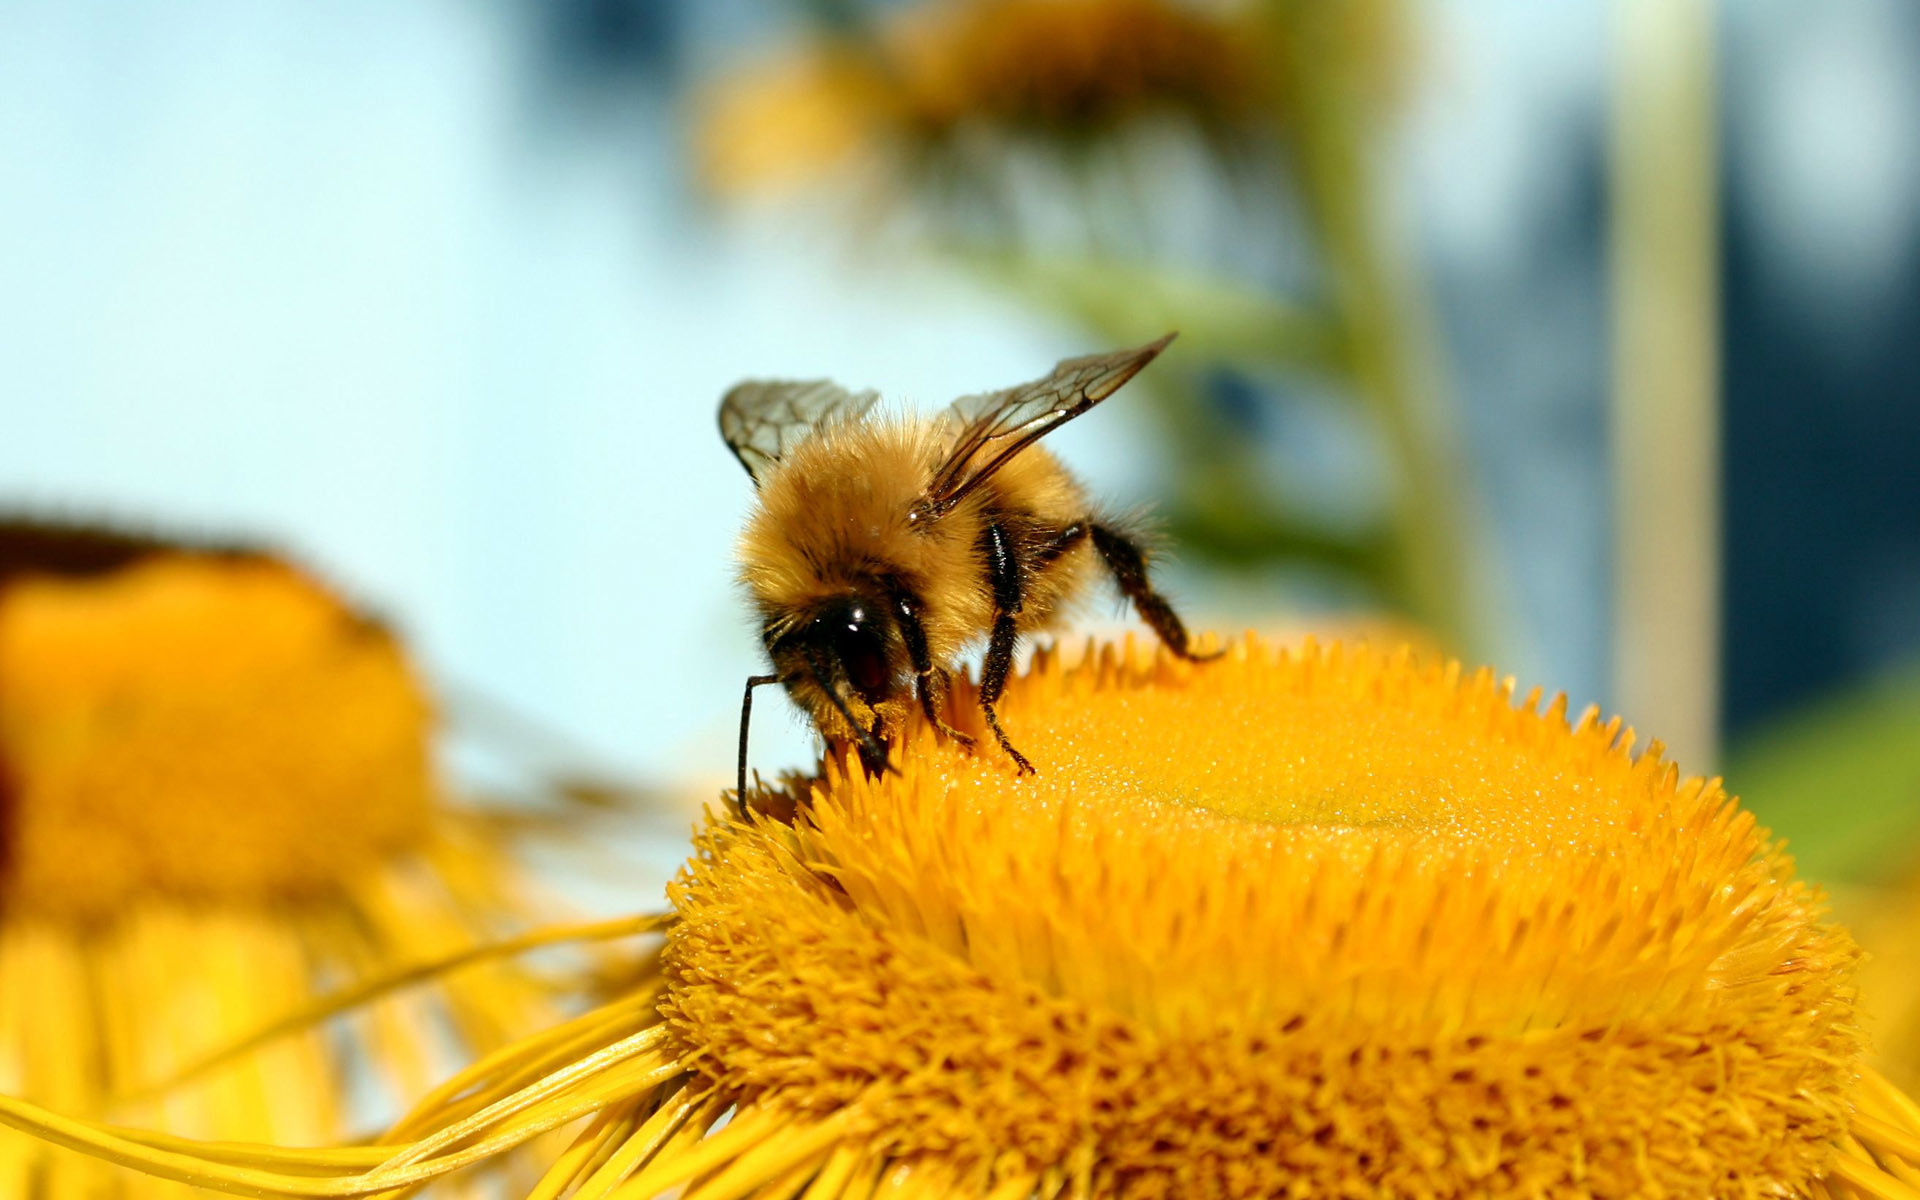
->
[917,333,1175,519]
[718,379,881,484]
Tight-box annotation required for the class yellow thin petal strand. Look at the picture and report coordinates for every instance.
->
[339,933,442,1109]
[139,914,660,1101]
[354,1053,684,1190]
[1828,1155,1920,1200]
[1869,1067,1920,1136]
[105,1133,395,1175]
[0,1078,697,1200]
[0,888,648,1198]
[13,925,113,1199]
[0,934,28,1198]
[0,1092,371,1199]
[678,1109,865,1200]
[608,1099,794,1199]
[597,1097,725,1200]
[1855,1113,1920,1166]
[370,1027,670,1176]
[574,1093,711,1199]
[354,841,553,1062]
[388,990,661,1139]
[797,1143,868,1200]
[1835,1069,1920,1198]
[723,1147,836,1200]
[525,1102,644,1200]
[832,1155,887,1200]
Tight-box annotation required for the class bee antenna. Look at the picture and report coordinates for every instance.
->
[736,673,783,819]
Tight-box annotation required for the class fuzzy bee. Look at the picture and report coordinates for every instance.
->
[724,333,1213,801]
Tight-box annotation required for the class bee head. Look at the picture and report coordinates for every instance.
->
[766,593,901,717]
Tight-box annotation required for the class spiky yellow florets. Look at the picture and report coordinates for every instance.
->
[3,636,1907,1200]
[665,638,1859,1197]
[0,549,431,919]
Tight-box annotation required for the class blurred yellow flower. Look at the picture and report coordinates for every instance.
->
[1832,876,1920,1098]
[699,0,1280,196]
[10,635,1919,1198]
[0,520,569,1196]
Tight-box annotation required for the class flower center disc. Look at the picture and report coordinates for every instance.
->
[0,547,434,921]
[665,639,1858,1197]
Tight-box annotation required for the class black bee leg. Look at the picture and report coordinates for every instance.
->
[886,584,973,746]
[1040,521,1089,563]
[1089,524,1221,661]
[857,719,892,779]
[979,614,1033,774]
[921,671,974,745]
[736,673,782,817]
[979,521,1036,774]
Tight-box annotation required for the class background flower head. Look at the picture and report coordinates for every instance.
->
[0,518,568,1196]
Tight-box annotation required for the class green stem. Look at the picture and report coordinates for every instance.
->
[1265,1,1479,652]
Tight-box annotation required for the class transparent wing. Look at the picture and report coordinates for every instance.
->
[917,333,1175,520]
[718,379,881,484]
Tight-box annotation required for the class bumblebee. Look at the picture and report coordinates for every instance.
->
[723,334,1212,799]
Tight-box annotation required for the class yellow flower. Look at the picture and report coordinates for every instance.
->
[1832,876,1920,1096]
[698,0,1280,196]
[0,519,587,1196]
[6,636,1920,1197]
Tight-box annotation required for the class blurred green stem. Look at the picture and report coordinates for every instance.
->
[797,0,870,34]
[965,254,1340,371]
[1266,0,1478,652]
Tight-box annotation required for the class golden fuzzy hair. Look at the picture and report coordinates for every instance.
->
[737,411,1098,739]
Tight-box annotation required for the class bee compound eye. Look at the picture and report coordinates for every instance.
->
[832,618,892,706]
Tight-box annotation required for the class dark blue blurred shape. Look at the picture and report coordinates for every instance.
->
[534,0,682,83]
[1722,209,1920,735]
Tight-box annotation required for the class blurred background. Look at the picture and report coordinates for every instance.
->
[0,0,1915,915]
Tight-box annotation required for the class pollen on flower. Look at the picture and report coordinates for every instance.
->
[0,541,433,920]
[663,637,1860,1198]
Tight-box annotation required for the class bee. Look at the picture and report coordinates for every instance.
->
[723,333,1213,803]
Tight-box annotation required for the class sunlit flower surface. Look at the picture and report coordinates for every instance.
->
[0,520,564,1196]
[4,636,1918,1197]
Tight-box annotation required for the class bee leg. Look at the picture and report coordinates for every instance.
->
[922,671,975,746]
[886,584,974,746]
[736,673,782,818]
[979,615,1033,774]
[1089,523,1222,662]
[910,662,975,746]
[802,648,893,777]
[856,722,892,779]
[1040,521,1089,563]
[979,522,1036,774]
